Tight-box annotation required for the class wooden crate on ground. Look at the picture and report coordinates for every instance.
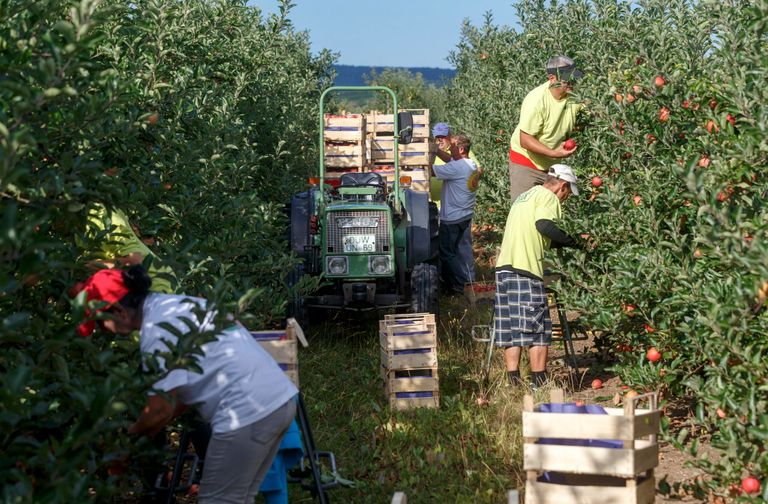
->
[523,389,659,504]
[365,109,430,138]
[380,313,439,409]
[324,114,366,143]
[250,318,308,387]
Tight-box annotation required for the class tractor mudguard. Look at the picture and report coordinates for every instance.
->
[289,189,315,262]
[403,188,439,267]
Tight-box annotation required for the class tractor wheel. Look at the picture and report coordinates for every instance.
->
[410,263,439,315]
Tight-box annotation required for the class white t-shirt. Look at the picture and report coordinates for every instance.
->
[433,157,478,223]
[139,293,298,434]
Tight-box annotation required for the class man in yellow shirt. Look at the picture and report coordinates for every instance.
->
[494,164,581,388]
[79,203,176,294]
[508,56,584,202]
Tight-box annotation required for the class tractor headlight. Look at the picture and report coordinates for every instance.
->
[368,255,392,275]
[327,256,348,275]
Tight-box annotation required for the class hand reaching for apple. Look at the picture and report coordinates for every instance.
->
[553,138,577,158]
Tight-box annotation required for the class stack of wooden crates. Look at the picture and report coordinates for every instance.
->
[367,109,431,192]
[323,114,367,184]
[522,389,660,504]
[379,313,439,409]
[321,110,432,192]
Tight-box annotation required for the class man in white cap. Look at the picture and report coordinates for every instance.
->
[493,164,582,388]
[429,123,482,287]
[508,55,585,202]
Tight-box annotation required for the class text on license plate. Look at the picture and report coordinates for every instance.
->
[343,234,376,253]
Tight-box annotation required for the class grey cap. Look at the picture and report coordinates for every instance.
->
[546,55,584,81]
[548,164,579,195]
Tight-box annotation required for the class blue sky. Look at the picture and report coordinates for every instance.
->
[253,1,520,68]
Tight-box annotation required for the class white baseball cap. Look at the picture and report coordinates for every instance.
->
[548,164,579,195]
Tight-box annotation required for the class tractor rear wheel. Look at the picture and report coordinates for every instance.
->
[410,263,438,315]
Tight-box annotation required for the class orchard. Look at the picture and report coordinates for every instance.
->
[447,0,767,500]
[1,0,767,502]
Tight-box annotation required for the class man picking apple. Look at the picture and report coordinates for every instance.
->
[508,55,585,202]
[494,164,583,389]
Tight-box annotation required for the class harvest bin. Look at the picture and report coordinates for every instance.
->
[379,313,440,410]
[523,389,660,504]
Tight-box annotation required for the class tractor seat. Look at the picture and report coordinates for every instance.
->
[339,172,385,189]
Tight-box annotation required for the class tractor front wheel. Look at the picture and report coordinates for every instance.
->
[410,263,438,315]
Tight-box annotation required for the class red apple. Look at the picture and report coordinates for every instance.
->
[658,107,670,122]
[654,75,666,88]
[646,133,657,144]
[716,408,726,419]
[615,93,624,103]
[697,155,711,168]
[625,390,639,398]
[644,324,655,333]
[646,347,662,363]
[726,113,736,127]
[591,379,603,390]
[633,195,643,206]
[147,113,159,125]
[682,99,691,109]
[575,400,585,406]
[632,84,642,94]
[716,191,728,202]
[188,483,200,496]
[591,176,602,188]
[625,93,636,103]
[706,120,719,134]
[623,303,637,315]
[563,138,577,150]
[741,476,760,495]
[709,99,718,110]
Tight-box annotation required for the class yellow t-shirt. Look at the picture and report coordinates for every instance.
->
[430,149,480,204]
[495,185,562,279]
[81,204,176,293]
[510,82,583,171]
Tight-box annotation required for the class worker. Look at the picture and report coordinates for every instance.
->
[508,56,584,202]
[73,265,298,502]
[494,164,582,388]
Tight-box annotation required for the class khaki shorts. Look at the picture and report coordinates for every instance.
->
[509,161,547,203]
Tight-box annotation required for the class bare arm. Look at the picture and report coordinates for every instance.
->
[128,390,182,437]
[519,130,576,159]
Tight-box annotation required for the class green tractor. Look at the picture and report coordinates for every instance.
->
[287,86,439,326]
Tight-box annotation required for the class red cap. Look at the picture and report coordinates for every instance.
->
[73,269,129,337]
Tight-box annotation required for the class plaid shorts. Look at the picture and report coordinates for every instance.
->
[494,270,552,347]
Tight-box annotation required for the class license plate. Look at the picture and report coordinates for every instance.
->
[343,234,376,253]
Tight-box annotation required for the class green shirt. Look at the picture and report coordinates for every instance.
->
[81,204,176,293]
[430,149,480,204]
[495,185,562,279]
[510,82,583,171]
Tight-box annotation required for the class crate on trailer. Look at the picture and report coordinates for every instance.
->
[523,389,659,504]
[369,165,430,192]
[250,319,307,387]
[324,143,366,168]
[324,114,366,143]
[365,109,430,138]
[369,138,431,165]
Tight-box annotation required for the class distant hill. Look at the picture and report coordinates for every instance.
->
[333,64,455,87]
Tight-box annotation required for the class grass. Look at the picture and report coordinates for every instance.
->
[290,293,573,503]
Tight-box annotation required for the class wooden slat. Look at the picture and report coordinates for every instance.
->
[381,347,438,370]
[387,376,439,393]
[257,339,298,364]
[522,410,660,441]
[380,331,437,350]
[383,312,435,323]
[523,440,658,477]
[324,115,365,128]
[391,492,408,504]
[525,474,655,504]
[324,130,365,142]
[389,394,440,410]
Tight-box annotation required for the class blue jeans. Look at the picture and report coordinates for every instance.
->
[439,218,472,293]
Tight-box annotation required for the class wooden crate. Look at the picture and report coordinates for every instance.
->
[251,322,304,386]
[324,114,366,143]
[324,143,366,168]
[523,389,659,504]
[370,138,431,165]
[380,312,439,409]
[369,166,430,192]
[365,110,430,138]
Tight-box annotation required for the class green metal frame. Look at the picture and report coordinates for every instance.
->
[318,86,402,211]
